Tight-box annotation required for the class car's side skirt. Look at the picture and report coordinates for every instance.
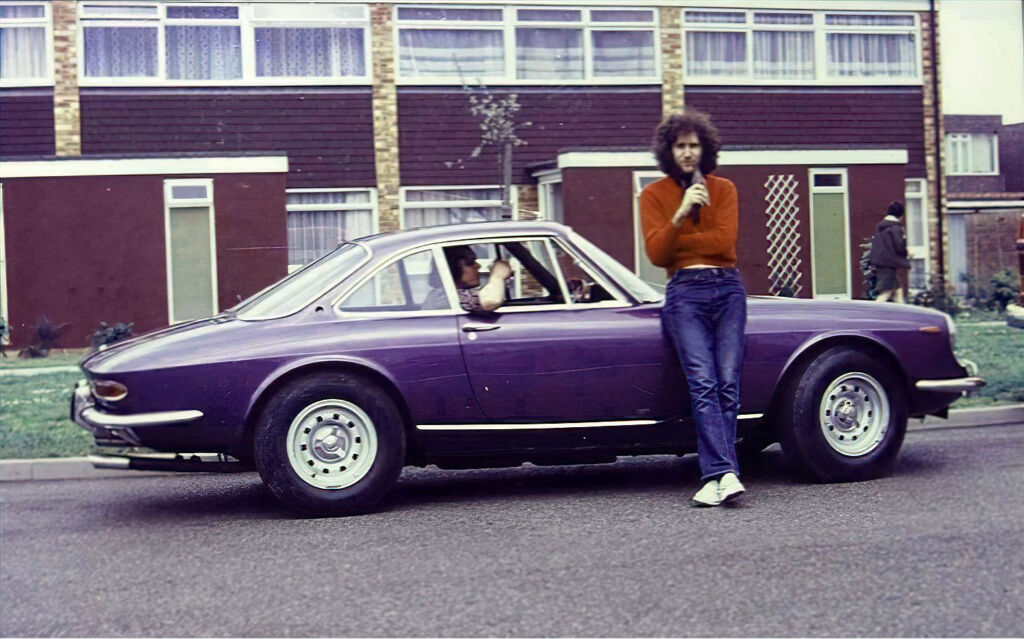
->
[416,414,765,431]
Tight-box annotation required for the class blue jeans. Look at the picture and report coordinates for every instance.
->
[662,267,747,482]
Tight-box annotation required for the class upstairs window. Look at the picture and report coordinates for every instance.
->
[286,189,376,270]
[0,2,51,86]
[684,10,919,84]
[79,3,371,84]
[946,133,998,175]
[396,5,658,83]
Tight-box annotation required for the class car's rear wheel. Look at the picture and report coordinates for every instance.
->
[254,372,405,516]
[777,346,907,482]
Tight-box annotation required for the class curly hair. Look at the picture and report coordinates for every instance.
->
[652,108,721,180]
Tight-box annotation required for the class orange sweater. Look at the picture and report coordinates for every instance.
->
[639,174,739,275]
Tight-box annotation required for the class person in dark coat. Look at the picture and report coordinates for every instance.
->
[869,201,911,302]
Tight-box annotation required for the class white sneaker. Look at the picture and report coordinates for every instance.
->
[718,472,746,503]
[691,479,722,507]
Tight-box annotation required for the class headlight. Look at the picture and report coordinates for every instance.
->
[90,379,127,402]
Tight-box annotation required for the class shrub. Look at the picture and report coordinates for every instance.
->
[90,322,134,350]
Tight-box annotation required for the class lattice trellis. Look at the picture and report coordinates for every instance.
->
[763,174,804,297]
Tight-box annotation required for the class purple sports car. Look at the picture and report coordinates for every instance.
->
[72,221,983,515]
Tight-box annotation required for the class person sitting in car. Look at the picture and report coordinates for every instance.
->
[421,245,513,312]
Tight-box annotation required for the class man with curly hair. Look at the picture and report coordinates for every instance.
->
[640,108,747,507]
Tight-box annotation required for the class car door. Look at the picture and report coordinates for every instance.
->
[455,237,678,423]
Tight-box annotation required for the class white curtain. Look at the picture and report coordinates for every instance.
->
[0,26,45,80]
[826,33,915,77]
[686,31,746,76]
[517,28,583,79]
[753,31,814,79]
[403,207,503,229]
[166,25,242,80]
[84,27,158,77]
[592,30,655,77]
[406,188,502,202]
[255,27,364,77]
[286,192,372,265]
[399,29,504,77]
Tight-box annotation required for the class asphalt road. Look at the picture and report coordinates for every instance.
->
[1,423,1022,638]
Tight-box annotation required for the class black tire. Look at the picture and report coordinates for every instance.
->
[736,426,776,467]
[777,346,907,482]
[254,371,406,516]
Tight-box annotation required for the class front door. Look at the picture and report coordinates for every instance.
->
[808,169,852,299]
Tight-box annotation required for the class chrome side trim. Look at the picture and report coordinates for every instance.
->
[79,407,204,428]
[738,413,765,420]
[915,377,986,393]
[87,455,129,469]
[417,419,659,431]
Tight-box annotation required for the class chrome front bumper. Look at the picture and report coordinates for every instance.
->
[915,376,987,394]
[71,379,203,446]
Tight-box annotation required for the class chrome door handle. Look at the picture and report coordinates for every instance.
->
[462,323,501,332]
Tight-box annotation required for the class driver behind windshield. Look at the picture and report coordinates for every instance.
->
[421,246,512,312]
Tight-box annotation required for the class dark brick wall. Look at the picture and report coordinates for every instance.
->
[962,209,1023,297]
[0,88,56,158]
[398,86,662,186]
[944,114,1002,134]
[685,87,927,178]
[80,88,374,188]
[1000,122,1024,193]
[1,172,286,348]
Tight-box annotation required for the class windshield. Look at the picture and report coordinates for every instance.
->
[569,231,662,303]
[235,243,370,319]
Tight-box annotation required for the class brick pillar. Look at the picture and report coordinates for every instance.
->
[660,7,684,119]
[920,9,946,288]
[370,4,401,231]
[517,184,539,221]
[52,1,80,156]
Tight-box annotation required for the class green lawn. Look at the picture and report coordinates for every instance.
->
[1,318,1020,459]
[0,350,88,370]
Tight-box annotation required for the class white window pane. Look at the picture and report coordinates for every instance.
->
[0,4,44,18]
[591,10,653,23]
[826,14,914,27]
[517,28,583,79]
[166,25,242,79]
[169,206,215,321]
[340,250,440,311]
[288,209,372,265]
[517,9,581,22]
[84,27,158,77]
[905,181,922,193]
[685,11,745,24]
[0,26,45,79]
[255,27,365,77]
[904,197,924,248]
[253,3,364,21]
[167,6,238,19]
[288,191,371,206]
[754,13,812,25]
[81,4,159,18]
[970,134,995,172]
[404,207,504,228]
[398,7,501,22]
[399,29,504,77]
[592,30,655,77]
[753,30,814,78]
[406,188,502,202]
[826,33,916,77]
[686,31,746,76]
[170,184,209,200]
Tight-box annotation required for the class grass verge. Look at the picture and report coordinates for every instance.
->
[0,318,1020,459]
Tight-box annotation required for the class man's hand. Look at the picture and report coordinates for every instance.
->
[672,183,710,227]
[479,260,513,311]
[490,259,513,281]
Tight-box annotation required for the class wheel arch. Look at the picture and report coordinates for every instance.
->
[238,360,418,465]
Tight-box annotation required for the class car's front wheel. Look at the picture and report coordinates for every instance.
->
[777,346,907,482]
[254,372,405,516]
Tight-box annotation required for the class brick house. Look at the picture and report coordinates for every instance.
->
[942,115,1024,299]
[1,0,946,347]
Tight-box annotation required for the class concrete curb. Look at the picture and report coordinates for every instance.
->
[1,404,1021,482]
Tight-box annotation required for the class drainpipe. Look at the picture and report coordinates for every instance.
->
[930,0,946,294]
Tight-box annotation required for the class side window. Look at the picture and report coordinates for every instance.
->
[339,249,447,312]
[498,240,564,306]
[551,241,616,304]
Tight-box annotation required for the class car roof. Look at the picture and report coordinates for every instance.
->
[351,220,571,254]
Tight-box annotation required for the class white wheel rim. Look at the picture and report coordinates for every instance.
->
[818,372,890,457]
[285,399,378,489]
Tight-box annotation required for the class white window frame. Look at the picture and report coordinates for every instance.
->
[285,187,379,273]
[683,9,922,86]
[0,1,54,87]
[399,185,518,229]
[631,169,665,284]
[77,2,372,86]
[394,4,661,85]
[535,169,563,223]
[945,133,999,176]
[807,168,852,299]
[163,178,218,324]
[904,177,928,291]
